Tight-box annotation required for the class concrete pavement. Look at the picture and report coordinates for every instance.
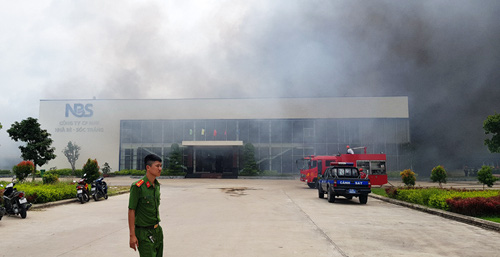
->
[0,178,499,257]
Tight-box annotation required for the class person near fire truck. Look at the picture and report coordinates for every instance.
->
[346,145,354,154]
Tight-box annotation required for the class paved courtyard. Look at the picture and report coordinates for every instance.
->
[0,178,499,257]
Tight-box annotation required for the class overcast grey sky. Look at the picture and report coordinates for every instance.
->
[1,0,499,171]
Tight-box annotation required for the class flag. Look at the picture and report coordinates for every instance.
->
[224,130,227,135]
[214,129,217,137]
[189,129,193,135]
[201,129,205,135]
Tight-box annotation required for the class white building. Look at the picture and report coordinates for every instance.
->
[39,97,410,177]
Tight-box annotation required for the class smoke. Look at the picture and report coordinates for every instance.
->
[2,0,500,173]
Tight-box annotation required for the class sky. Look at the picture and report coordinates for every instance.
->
[1,0,499,172]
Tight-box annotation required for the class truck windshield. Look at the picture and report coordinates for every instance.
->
[296,159,308,170]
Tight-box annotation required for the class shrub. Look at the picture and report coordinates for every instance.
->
[477,165,498,189]
[82,158,101,182]
[42,171,59,184]
[241,143,259,176]
[114,169,146,176]
[385,187,398,198]
[167,143,185,175]
[400,169,416,187]
[13,161,35,182]
[54,169,73,176]
[0,169,11,175]
[389,187,500,211]
[14,182,76,204]
[73,169,84,177]
[447,195,500,217]
[431,165,447,187]
[163,169,186,176]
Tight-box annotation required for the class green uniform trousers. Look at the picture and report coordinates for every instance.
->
[136,225,163,257]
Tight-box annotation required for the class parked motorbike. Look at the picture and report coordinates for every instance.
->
[91,177,108,201]
[75,175,90,204]
[1,177,32,219]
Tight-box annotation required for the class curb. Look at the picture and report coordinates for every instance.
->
[30,190,130,210]
[369,194,500,233]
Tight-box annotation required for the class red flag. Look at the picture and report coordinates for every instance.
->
[214,129,217,137]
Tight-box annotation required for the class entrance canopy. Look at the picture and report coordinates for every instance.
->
[182,141,244,147]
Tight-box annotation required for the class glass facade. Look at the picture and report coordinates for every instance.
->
[119,118,411,174]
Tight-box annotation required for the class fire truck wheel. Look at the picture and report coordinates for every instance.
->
[359,195,368,204]
[327,187,336,203]
[307,182,316,189]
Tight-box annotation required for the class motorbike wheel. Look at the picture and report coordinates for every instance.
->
[85,193,90,202]
[20,205,27,219]
[78,195,84,204]
[93,194,97,201]
[104,193,108,200]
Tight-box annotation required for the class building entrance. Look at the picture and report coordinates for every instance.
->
[194,148,233,173]
[182,141,243,178]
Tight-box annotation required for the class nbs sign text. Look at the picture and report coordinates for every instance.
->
[65,103,93,118]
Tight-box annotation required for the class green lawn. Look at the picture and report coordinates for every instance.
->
[371,187,388,197]
[481,217,500,223]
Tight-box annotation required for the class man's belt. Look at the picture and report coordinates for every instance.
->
[135,224,159,229]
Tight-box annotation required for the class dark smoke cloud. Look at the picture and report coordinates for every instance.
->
[38,0,500,174]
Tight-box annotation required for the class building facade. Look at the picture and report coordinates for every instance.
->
[39,97,411,176]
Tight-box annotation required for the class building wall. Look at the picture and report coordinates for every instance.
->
[38,97,409,172]
[119,118,411,173]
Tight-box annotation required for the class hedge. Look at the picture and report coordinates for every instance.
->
[0,181,75,204]
[447,195,500,217]
[114,169,146,176]
[0,170,11,175]
[385,187,500,211]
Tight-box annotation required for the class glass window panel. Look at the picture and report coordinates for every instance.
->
[271,120,282,143]
[259,120,270,143]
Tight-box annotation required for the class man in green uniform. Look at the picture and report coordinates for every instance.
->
[128,154,163,256]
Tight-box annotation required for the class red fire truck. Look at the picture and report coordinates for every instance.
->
[297,148,387,188]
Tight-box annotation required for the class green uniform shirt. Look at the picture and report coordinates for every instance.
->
[128,175,161,227]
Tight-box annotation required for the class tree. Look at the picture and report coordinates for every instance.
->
[484,113,500,153]
[63,141,81,173]
[477,165,498,189]
[431,165,447,187]
[82,158,100,182]
[166,143,185,175]
[400,169,416,187]
[102,162,111,175]
[7,117,56,181]
[241,143,259,176]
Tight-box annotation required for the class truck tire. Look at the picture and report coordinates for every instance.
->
[307,182,316,189]
[327,187,336,203]
[318,186,324,199]
[359,195,368,204]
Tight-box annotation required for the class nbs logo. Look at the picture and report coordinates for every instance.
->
[65,103,93,117]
